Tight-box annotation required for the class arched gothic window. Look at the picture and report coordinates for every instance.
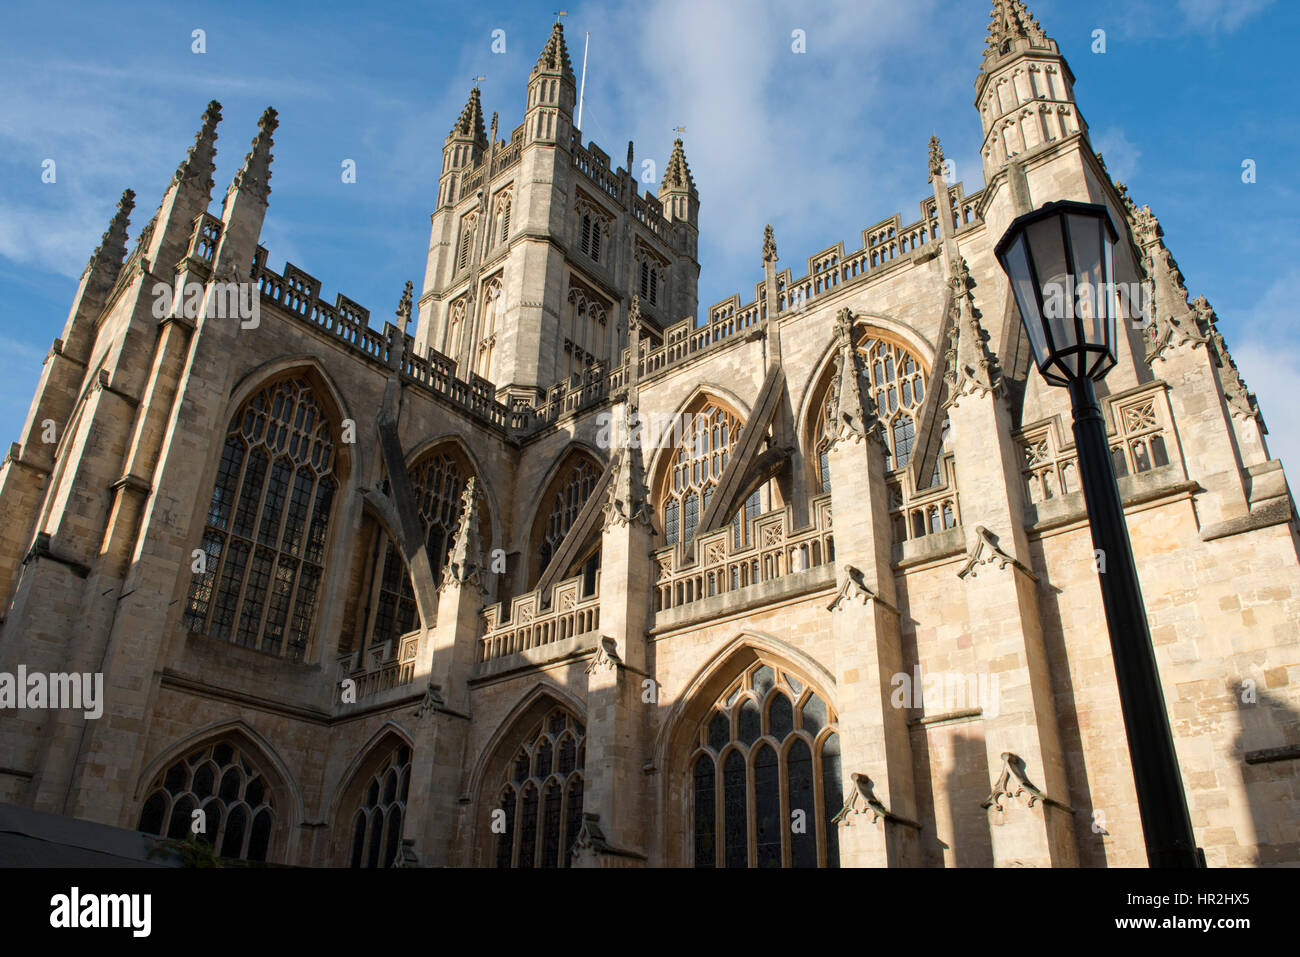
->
[184,376,338,661]
[347,741,411,868]
[495,708,586,868]
[363,449,487,651]
[690,661,842,868]
[813,333,929,485]
[661,401,752,547]
[537,458,599,575]
[137,740,276,862]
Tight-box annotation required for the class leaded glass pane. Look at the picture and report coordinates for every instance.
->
[722,750,748,869]
[693,756,716,868]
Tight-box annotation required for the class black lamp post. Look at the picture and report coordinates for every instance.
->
[995,201,1201,869]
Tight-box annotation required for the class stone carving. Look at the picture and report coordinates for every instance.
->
[172,100,221,192]
[832,772,920,829]
[827,308,884,449]
[943,256,1000,402]
[83,189,135,280]
[827,564,883,612]
[441,476,484,591]
[762,223,778,263]
[957,526,1033,580]
[585,635,622,674]
[413,682,445,719]
[396,280,413,328]
[982,751,1073,813]
[1132,204,1206,363]
[927,134,946,183]
[231,107,278,203]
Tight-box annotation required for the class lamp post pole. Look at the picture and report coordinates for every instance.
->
[1068,375,1200,868]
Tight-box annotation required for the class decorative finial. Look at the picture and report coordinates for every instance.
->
[928,135,946,183]
[231,106,278,202]
[762,224,778,264]
[396,281,413,327]
[83,188,136,278]
[172,100,222,194]
[944,256,1000,400]
[442,477,484,590]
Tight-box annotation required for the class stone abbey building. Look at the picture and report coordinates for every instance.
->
[1,2,1297,868]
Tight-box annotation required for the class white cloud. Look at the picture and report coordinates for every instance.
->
[1232,341,1299,473]
[1176,0,1274,34]
[1227,268,1300,472]
[1093,126,1141,185]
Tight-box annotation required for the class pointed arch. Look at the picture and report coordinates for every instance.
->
[328,723,415,867]
[525,443,605,589]
[355,436,493,654]
[795,314,936,490]
[183,365,347,660]
[133,718,302,863]
[467,682,587,867]
[643,383,753,499]
[657,633,841,868]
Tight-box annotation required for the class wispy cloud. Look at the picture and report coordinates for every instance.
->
[1093,126,1142,184]
[1226,267,1300,471]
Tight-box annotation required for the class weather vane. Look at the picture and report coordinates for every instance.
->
[472,74,486,86]
[555,9,567,19]
[673,126,686,135]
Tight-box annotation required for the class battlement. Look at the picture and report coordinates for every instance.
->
[707,181,986,325]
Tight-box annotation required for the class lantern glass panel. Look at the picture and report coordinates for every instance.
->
[1067,212,1106,348]
[1001,235,1049,368]
[1025,216,1077,357]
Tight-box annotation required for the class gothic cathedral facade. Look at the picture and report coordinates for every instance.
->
[1,3,1297,868]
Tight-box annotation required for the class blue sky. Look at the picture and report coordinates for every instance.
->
[1,0,1296,466]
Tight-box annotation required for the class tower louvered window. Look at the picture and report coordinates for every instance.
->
[457,214,477,271]
[184,376,337,661]
[639,260,659,306]
[580,212,602,263]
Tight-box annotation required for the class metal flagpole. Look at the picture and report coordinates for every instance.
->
[577,30,589,131]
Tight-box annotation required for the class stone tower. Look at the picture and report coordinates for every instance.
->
[975,0,1087,183]
[413,21,700,408]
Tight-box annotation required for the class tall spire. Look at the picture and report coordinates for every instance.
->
[661,138,696,193]
[82,189,134,279]
[172,100,221,193]
[983,0,1050,62]
[231,107,278,203]
[449,86,487,143]
[943,256,1000,401]
[535,20,574,77]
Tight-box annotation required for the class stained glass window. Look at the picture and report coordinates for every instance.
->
[184,376,337,661]
[689,661,843,868]
[814,333,929,484]
[494,707,585,867]
[137,740,276,862]
[347,742,412,868]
